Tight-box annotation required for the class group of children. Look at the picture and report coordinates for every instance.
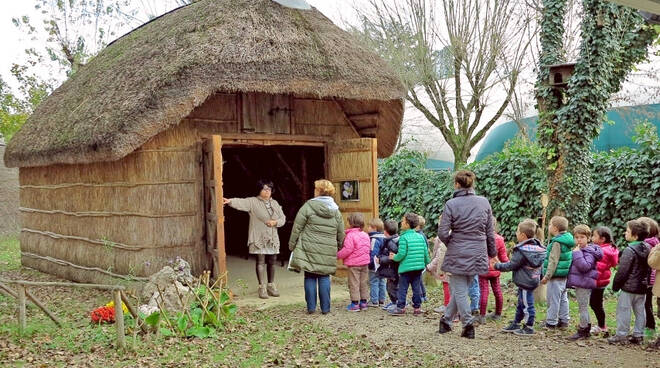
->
[335,211,660,347]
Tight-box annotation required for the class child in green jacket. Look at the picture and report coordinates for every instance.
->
[388,213,430,316]
[541,216,574,328]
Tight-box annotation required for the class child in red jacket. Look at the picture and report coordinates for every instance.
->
[337,213,372,311]
[477,217,509,324]
[589,226,618,336]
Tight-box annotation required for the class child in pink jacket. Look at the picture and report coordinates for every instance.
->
[337,213,372,311]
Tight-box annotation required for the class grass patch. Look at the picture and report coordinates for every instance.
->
[0,235,20,271]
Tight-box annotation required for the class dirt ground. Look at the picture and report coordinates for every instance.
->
[1,247,658,367]
[305,286,660,368]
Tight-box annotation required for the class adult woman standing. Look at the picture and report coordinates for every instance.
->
[437,170,496,339]
[223,180,285,299]
[289,179,345,314]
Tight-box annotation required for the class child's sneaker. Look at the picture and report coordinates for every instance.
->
[607,335,629,345]
[382,302,395,311]
[590,325,602,335]
[433,305,446,314]
[346,302,360,312]
[367,301,379,308]
[388,307,406,316]
[486,312,502,321]
[557,320,569,329]
[513,326,535,336]
[359,302,368,311]
[629,335,643,345]
[413,308,423,315]
[502,321,521,333]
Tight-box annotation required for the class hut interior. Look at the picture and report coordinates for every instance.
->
[220,145,325,263]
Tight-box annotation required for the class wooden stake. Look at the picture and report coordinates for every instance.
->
[114,290,125,350]
[120,291,148,333]
[0,282,17,298]
[25,290,62,327]
[0,279,125,290]
[17,285,26,334]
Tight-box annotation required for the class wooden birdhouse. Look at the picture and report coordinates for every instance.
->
[547,63,576,88]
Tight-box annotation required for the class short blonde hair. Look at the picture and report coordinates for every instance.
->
[573,224,591,237]
[369,218,384,232]
[348,213,365,229]
[417,216,426,227]
[314,179,335,196]
[550,216,569,232]
[518,219,538,239]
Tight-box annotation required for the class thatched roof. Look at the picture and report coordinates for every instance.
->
[4,0,405,168]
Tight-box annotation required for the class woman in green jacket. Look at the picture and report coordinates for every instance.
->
[289,179,345,314]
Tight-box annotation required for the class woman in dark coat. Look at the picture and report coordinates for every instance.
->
[437,170,496,339]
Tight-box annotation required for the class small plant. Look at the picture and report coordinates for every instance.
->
[143,271,237,339]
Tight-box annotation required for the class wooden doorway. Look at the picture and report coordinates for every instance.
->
[327,138,379,276]
[218,143,325,267]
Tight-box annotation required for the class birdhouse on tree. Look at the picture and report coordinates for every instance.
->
[547,62,576,88]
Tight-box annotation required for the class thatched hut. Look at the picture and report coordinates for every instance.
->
[3,0,405,284]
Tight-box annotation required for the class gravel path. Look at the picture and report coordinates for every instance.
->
[307,300,659,368]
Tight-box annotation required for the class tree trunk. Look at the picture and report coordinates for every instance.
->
[452,145,470,170]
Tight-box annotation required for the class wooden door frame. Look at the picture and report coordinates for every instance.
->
[207,134,328,281]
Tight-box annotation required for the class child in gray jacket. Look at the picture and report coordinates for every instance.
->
[495,219,546,336]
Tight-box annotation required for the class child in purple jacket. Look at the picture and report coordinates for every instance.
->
[567,224,603,340]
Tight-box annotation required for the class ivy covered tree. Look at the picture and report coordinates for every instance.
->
[535,0,658,223]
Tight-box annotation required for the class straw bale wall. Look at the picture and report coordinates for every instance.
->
[17,92,385,283]
[19,121,208,284]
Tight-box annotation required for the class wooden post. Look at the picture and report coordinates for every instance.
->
[370,138,379,219]
[25,290,62,327]
[114,290,125,350]
[212,135,227,279]
[0,282,17,298]
[301,154,308,200]
[17,285,26,334]
[120,291,148,333]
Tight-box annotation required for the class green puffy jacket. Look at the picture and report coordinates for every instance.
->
[543,232,574,278]
[288,197,345,275]
[393,229,430,273]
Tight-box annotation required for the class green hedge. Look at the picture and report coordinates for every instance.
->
[468,137,548,242]
[378,123,660,247]
[378,150,452,234]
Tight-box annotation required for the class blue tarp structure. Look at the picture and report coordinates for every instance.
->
[475,103,660,161]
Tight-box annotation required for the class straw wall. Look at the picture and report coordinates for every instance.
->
[18,121,208,284]
[16,92,387,283]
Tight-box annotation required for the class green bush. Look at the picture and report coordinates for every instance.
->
[378,150,452,236]
[590,122,660,245]
[468,137,548,242]
[378,123,660,247]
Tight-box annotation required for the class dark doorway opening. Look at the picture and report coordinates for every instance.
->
[221,145,325,264]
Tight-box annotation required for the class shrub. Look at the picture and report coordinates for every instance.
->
[378,123,660,247]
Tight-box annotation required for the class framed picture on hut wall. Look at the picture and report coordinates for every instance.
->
[340,180,359,201]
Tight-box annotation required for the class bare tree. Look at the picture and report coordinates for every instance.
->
[351,0,535,168]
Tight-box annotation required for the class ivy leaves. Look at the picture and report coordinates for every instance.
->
[379,125,659,247]
[536,0,659,224]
